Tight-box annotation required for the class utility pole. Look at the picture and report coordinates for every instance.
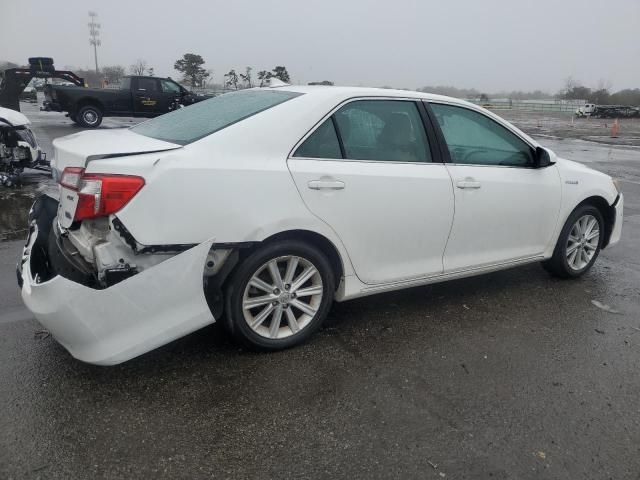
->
[88,11,101,75]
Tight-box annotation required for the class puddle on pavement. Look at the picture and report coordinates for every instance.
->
[0,172,55,241]
[0,189,35,241]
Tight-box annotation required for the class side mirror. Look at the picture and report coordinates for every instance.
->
[535,146,554,168]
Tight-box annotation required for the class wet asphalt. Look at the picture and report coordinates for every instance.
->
[1,104,640,479]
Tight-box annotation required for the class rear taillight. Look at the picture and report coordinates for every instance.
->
[59,167,145,221]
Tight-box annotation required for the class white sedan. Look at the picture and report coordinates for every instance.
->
[18,86,623,365]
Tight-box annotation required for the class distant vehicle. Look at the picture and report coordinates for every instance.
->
[42,75,213,128]
[19,86,37,103]
[0,57,85,112]
[17,86,623,365]
[576,103,640,118]
[0,106,47,186]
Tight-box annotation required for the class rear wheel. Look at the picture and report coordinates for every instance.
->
[542,204,604,278]
[77,105,103,128]
[224,240,335,350]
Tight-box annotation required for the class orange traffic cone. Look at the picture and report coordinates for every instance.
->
[611,119,620,138]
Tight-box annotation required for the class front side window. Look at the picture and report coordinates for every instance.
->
[132,89,303,145]
[161,79,181,94]
[294,119,342,159]
[430,103,533,167]
[334,100,431,162]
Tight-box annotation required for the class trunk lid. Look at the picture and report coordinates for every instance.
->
[53,128,181,228]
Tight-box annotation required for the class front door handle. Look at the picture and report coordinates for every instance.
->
[456,180,481,189]
[307,180,345,190]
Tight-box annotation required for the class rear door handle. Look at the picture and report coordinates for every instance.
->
[456,180,481,189]
[307,180,345,190]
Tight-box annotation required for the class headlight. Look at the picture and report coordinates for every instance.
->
[612,178,622,194]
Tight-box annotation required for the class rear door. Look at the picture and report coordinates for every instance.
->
[427,102,561,272]
[133,77,162,115]
[287,98,454,285]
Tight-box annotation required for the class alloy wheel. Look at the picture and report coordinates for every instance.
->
[566,214,600,271]
[242,255,324,339]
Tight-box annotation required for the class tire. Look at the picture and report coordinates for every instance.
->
[224,240,335,350]
[76,105,103,128]
[542,204,604,278]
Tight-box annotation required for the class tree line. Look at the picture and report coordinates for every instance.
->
[559,77,640,106]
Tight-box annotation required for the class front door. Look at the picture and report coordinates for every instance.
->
[288,99,455,285]
[428,102,561,272]
[133,77,162,115]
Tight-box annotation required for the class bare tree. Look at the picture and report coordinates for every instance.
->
[239,67,253,88]
[130,59,148,76]
[225,69,239,90]
[102,65,125,83]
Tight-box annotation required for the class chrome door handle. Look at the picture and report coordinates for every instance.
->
[307,180,345,190]
[456,180,481,189]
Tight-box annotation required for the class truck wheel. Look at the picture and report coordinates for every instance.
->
[77,105,103,128]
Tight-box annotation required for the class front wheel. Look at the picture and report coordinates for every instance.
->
[76,105,103,128]
[542,204,604,278]
[224,240,335,350]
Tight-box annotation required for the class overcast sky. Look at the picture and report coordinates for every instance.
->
[1,0,638,92]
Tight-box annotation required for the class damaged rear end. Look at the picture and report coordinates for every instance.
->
[17,129,224,365]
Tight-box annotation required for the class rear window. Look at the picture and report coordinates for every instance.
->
[131,90,303,145]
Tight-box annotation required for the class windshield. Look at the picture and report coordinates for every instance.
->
[131,89,303,145]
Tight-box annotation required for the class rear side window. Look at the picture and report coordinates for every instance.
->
[334,100,431,162]
[131,90,303,145]
[294,119,342,159]
[137,78,158,92]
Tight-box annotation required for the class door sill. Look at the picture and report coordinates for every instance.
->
[360,255,544,294]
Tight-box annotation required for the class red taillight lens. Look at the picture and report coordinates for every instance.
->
[59,167,145,221]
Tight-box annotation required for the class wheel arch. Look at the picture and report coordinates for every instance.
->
[574,195,616,248]
[253,229,345,288]
[75,98,104,114]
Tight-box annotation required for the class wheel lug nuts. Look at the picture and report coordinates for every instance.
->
[285,284,290,290]
[273,288,280,295]
[272,301,278,306]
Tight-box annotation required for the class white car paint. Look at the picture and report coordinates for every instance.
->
[21,227,215,366]
[19,86,623,365]
[0,106,43,167]
[0,106,30,127]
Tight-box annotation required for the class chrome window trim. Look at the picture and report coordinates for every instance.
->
[288,96,437,164]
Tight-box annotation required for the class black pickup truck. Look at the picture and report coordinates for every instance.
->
[43,75,210,128]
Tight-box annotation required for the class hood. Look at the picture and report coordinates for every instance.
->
[52,128,182,173]
[0,107,30,127]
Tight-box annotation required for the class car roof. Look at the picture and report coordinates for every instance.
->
[272,84,476,108]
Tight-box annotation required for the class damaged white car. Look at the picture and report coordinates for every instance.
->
[18,86,623,365]
[1,106,47,186]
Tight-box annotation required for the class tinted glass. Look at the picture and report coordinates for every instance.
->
[430,103,533,166]
[293,119,342,159]
[131,90,302,145]
[161,79,181,94]
[137,78,158,92]
[334,100,431,162]
[119,77,131,90]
